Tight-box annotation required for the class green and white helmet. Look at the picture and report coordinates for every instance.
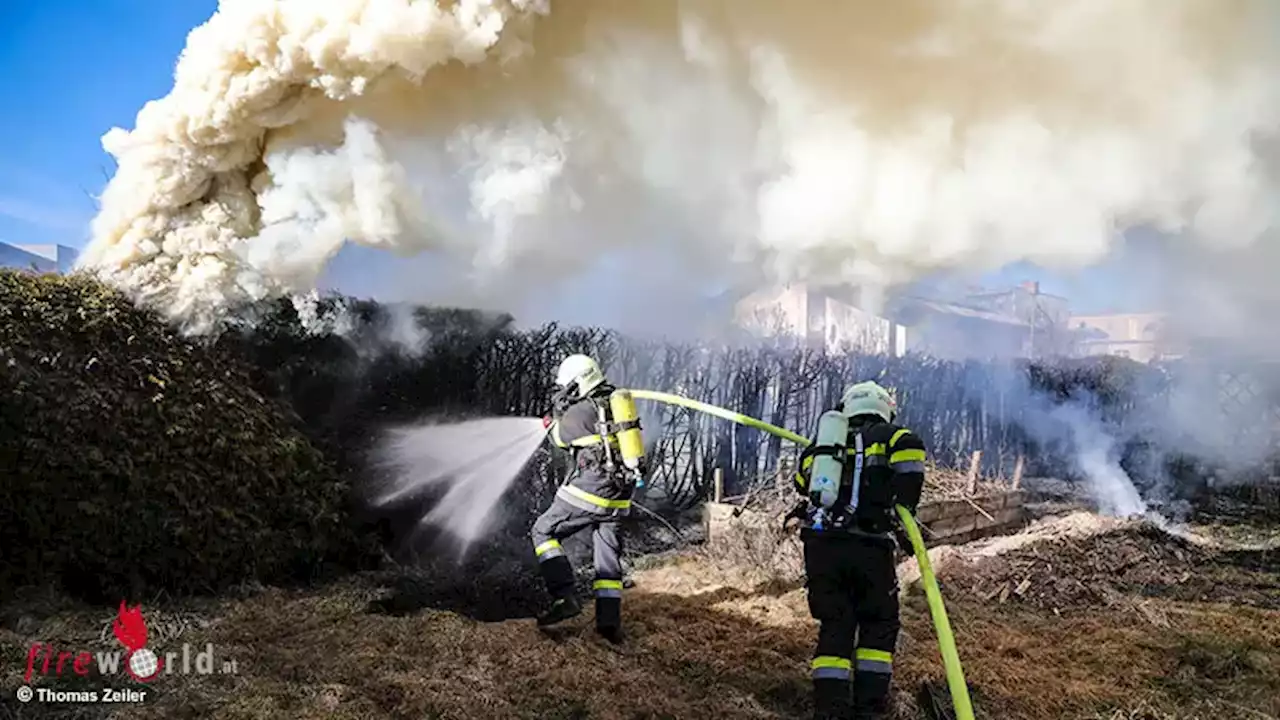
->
[841,381,897,423]
[555,354,606,398]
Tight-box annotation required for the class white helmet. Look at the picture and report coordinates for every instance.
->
[841,381,897,423]
[555,354,606,398]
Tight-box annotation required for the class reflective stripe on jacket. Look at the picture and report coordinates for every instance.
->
[794,420,926,534]
[548,393,634,515]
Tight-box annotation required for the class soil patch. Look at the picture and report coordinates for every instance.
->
[944,523,1280,613]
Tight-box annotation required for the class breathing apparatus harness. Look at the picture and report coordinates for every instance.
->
[786,409,899,543]
[548,383,647,490]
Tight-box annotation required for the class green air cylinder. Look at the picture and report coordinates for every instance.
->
[810,410,849,509]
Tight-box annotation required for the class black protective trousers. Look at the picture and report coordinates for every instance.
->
[802,531,900,720]
[530,498,624,630]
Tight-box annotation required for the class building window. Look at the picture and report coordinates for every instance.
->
[1116,350,1130,358]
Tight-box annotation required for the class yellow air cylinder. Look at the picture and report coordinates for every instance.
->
[609,389,645,470]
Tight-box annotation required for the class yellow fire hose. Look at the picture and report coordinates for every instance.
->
[629,389,975,719]
[629,389,812,445]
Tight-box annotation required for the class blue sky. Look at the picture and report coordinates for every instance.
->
[0,1,1150,315]
[0,1,217,249]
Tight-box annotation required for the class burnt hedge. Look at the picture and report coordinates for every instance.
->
[225,296,1197,507]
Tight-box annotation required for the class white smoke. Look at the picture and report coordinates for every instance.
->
[79,0,1280,334]
[1050,401,1148,517]
[290,290,431,358]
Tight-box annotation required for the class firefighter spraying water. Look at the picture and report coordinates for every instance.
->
[529,354,647,643]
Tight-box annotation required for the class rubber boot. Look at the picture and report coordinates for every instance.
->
[813,678,852,720]
[595,595,623,644]
[536,555,581,627]
[538,555,576,596]
[852,672,891,719]
[537,595,583,627]
[595,624,625,644]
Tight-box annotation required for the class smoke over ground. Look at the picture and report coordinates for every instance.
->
[79,0,1280,335]
[1012,385,1150,517]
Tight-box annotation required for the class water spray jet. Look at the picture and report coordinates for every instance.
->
[367,416,551,555]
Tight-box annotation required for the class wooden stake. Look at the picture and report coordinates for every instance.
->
[775,458,792,491]
[967,451,982,495]
[1011,455,1025,490]
[713,467,724,504]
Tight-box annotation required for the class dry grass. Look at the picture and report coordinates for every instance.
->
[900,596,1280,719]
[2,518,1278,720]
[920,464,1012,501]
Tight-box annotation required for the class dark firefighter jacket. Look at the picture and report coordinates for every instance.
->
[794,418,926,536]
[548,387,634,518]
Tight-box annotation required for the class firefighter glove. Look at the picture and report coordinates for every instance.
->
[782,500,808,532]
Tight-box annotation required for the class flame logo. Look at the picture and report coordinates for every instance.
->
[112,600,148,651]
[113,600,164,682]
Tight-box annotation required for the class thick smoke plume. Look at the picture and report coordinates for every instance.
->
[79,0,1280,334]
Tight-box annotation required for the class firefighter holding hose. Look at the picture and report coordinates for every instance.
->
[791,381,927,720]
[530,354,645,644]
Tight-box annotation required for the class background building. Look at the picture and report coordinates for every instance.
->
[888,295,1033,360]
[734,284,906,355]
[1070,312,1173,363]
[735,280,1079,360]
[0,242,79,274]
[962,281,1074,357]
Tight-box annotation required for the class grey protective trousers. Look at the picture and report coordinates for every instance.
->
[530,497,624,629]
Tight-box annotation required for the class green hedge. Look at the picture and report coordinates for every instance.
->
[0,271,375,603]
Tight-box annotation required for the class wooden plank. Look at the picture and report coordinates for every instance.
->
[927,513,978,537]
[938,529,976,546]
[924,493,1025,539]
[973,506,1023,531]
[703,502,737,541]
[923,516,962,536]
[713,467,724,504]
[916,503,945,523]
[926,502,955,522]
[974,495,1006,515]
[921,490,1024,523]
[926,517,1024,547]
